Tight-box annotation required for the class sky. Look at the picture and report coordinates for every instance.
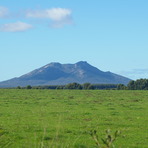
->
[0,0,148,81]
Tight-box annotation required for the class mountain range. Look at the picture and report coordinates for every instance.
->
[0,61,131,87]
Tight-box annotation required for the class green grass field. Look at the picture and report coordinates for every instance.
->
[0,89,148,148]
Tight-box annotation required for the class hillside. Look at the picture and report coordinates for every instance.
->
[0,61,131,87]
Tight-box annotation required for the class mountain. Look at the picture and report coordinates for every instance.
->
[0,61,131,87]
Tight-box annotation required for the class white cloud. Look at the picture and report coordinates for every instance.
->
[50,18,73,28]
[0,7,73,31]
[0,6,9,18]
[26,8,73,27]
[26,8,72,21]
[0,21,33,32]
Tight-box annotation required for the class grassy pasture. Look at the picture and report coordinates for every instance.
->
[0,89,148,147]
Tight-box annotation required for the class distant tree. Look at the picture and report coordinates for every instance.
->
[26,85,32,89]
[65,83,82,89]
[87,84,95,90]
[127,79,148,90]
[143,79,148,90]
[83,83,91,89]
[92,84,118,90]
[117,84,127,90]
[17,86,21,89]
[127,80,135,90]
[56,86,64,89]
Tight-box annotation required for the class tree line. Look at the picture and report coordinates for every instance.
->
[16,79,148,90]
[117,79,148,90]
[127,79,148,90]
[17,83,118,90]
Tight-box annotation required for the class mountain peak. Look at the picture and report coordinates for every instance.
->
[43,62,61,69]
[75,61,90,68]
[49,62,61,66]
[76,61,88,65]
[0,61,131,87]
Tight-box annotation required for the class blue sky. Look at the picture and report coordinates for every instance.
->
[0,0,148,81]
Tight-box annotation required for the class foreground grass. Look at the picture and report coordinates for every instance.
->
[0,89,148,147]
